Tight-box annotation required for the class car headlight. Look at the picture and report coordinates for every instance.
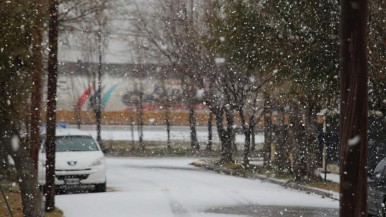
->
[90,157,105,167]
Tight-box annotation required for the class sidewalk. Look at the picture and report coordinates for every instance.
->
[191,159,339,201]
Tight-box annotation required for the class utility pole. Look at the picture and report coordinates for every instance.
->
[339,0,368,216]
[45,0,59,211]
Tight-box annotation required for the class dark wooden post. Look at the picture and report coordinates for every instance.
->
[339,0,368,216]
[45,0,59,211]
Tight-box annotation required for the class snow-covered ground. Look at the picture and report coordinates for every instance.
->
[74,124,341,183]
[324,173,340,183]
[56,158,339,217]
[53,126,340,216]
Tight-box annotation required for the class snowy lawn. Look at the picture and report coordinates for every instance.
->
[74,125,264,148]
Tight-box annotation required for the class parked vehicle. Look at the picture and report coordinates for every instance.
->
[368,117,386,216]
[38,128,107,193]
[368,155,386,216]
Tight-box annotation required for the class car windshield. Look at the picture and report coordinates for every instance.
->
[56,136,99,152]
[42,136,99,152]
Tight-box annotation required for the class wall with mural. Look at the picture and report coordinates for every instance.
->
[53,64,210,125]
[56,75,208,112]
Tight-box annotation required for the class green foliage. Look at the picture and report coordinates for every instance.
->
[0,166,17,183]
[0,1,33,58]
[205,0,281,75]
[0,1,35,123]
[205,0,342,111]
[263,0,340,110]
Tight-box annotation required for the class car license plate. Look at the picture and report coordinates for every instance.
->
[65,178,80,185]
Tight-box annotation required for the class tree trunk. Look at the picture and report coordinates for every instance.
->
[291,105,308,182]
[45,0,59,211]
[273,106,290,174]
[11,144,43,217]
[213,106,232,163]
[165,107,171,149]
[130,116,135,146]
[263,93,272,168]
[138,88,144,150]
[188,104,199,150]
[305,108,320,181]
[206,111,213,151]
[75,107,81,129]
[214,107,225,150]
[2,122,43,217]
[339,0,368,215]
[239,108,251,166]
[243,128,251,166]
[221,107,234,163]
[30,2,43,168]
[275,123,290,174]
[96,108,102,147]
[251,120,256,152]
[96,37,103,148]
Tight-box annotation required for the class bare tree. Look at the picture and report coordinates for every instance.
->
[94,4,108,147]
[69,61,93,129]
[44,0,109,210]
[133,74,145,150]
[203,64,236,163]
[57,0,109,129]
[61,0,109,146]
[232,74,265,166]
[132,0,209,150]
[157,67,173,149]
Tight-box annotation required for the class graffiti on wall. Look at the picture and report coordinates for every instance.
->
[72,79,208,112]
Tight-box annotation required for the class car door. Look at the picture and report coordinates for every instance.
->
[369,157,386,215]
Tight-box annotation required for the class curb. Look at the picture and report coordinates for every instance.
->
[190,160,339,201]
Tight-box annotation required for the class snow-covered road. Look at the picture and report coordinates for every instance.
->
[56,158,338,217]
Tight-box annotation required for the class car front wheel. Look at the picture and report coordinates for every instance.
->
[94,182,106,192]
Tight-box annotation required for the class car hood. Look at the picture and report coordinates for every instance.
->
[55,151,104,170]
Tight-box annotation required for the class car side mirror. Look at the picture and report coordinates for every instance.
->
[102,148,109,154]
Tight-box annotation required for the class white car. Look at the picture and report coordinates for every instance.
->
[38,128,107,193]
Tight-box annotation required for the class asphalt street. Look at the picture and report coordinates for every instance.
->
[208,205,338,217]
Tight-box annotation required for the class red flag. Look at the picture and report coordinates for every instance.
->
[76,85,93,109]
